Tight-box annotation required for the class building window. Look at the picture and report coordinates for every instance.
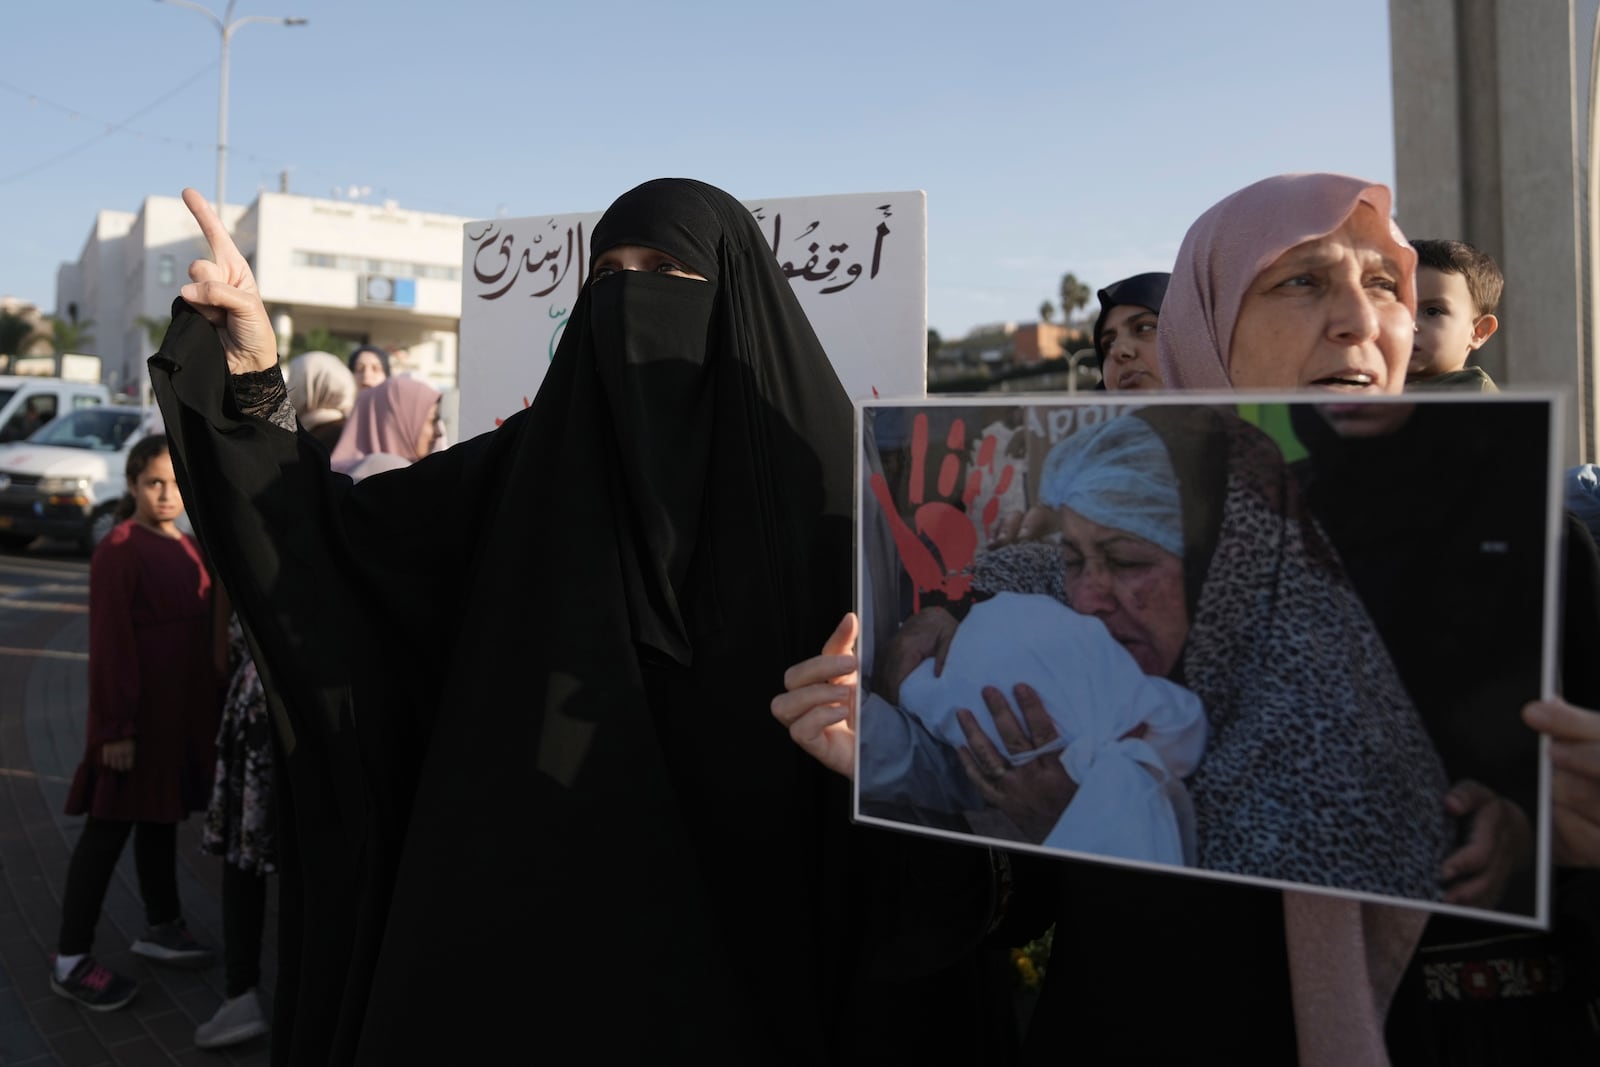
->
[157,254,176,286]
[290,250,460,282]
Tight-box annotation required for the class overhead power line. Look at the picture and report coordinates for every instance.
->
[0,65,217,184]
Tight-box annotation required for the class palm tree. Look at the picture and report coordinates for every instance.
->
[1058,273,1092,323]
[135,314,173,350]
[34,316,96,355]
[1039,300,1056,323]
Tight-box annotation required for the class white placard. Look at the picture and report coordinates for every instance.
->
[457,191,927,436]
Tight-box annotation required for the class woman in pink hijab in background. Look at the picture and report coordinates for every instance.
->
[330,375,442,480]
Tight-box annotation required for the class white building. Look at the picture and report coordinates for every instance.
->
[57,192,471,398]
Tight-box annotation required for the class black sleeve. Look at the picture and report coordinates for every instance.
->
[1560,512,1600,707]
[148,301,523,756]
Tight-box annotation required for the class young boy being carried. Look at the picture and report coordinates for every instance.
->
[1407,238,1502,391]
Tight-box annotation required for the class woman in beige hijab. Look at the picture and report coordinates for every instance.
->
[284,351,357,451]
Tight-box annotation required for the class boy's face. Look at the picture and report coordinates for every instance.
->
[1409,267,1496,382]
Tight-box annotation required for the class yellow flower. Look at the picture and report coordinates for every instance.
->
[1016,957,1039,988]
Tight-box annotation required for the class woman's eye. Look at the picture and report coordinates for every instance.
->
[593,264,616,280]
[1277,274,1316,289]
[1135,322,1157,335]
[655,261,686,275]
[1367,275,1400,294]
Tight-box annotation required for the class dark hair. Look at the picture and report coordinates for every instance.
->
[1410,238,1503,317]
[114,434,171,522]
[348,344,392,377]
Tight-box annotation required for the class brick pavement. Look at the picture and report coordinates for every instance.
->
[0,549,276,1066]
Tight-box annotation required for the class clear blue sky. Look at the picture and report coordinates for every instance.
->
[1,0,1397,339]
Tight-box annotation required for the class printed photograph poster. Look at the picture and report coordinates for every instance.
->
[457,190,927,437]
[854,393,1561,926]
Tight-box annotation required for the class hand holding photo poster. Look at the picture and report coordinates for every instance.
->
[855,393,1560,925]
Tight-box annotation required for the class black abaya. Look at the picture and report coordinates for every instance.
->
[153,179,1004,1064]
[1291,401,1600,1064]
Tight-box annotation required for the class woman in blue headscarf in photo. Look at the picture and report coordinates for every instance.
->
[883,413,1208,866]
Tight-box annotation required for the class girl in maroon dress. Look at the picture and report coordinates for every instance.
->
[51,434,222,1011]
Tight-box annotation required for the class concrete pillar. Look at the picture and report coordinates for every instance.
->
[1390,0,1466,237]
[1390,0,1597,461]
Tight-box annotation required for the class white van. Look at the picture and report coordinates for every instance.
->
[0,404,165,554]
[0,376,112,445]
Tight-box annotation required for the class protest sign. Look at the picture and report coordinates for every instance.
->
[458,190,926,436]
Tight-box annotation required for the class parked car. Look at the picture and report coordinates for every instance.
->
[0,375,112,444]
[0,404,165,554]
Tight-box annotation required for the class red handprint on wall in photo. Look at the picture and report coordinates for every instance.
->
[870,410,1016,612]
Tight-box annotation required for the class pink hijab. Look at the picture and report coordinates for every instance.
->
[331,375,441,475]
[1157,172,1417,390]
[1158,174,1428,1067]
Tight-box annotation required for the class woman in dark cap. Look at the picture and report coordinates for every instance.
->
[153,181,1004,1065]
[1092,271,1169,391]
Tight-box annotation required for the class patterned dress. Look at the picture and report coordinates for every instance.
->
[201,616,275,875]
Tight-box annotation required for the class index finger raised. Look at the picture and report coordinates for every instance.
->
[182,187,243,264]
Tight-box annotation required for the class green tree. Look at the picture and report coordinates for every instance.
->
[1039,300,1056,323]
[1058,273,1092,322]
[36,316,96,354]
[135,314,172,349]
[0,311,33,356]
[290,327,352,359]
[927,328,942,358]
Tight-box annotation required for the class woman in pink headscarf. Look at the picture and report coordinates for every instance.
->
[330,376,442,480]
[1138,173,1595,1065]
[781,174,1457,1066]
[1157,172,1416,394]
[1123,173,1427,1066]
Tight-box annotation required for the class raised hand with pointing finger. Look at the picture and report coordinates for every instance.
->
[178,188,279,375]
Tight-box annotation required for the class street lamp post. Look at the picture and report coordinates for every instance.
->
[154,0,307,219]
[1065,349,1096,394]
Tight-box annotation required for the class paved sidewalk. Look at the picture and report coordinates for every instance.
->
[1,550,276,1066]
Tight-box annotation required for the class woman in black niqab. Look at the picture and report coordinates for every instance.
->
[151,178,1003,1064]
